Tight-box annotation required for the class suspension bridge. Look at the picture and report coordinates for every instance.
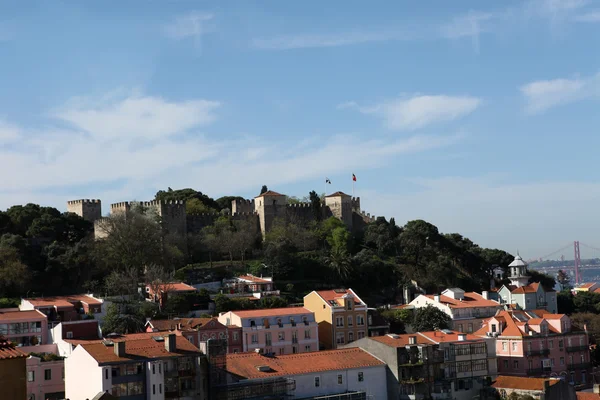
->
[527,241,600,285]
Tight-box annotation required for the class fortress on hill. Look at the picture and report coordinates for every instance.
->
[66,190,376,239]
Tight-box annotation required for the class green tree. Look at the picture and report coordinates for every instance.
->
[557,269,572,290]
[573,291,600,314]
[214,294,234,314]
[260,185,269,194]
[215,196,245,211]
[259,296,288,309]
[557,289,575,314]
[0,244,30,298]
[412,305,451,332]
[101,301,145,334]
[309,190,322,221]
[185,198,215,215]
[528,270,556,291]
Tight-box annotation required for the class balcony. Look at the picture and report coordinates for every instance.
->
[526,349,550,357]
[567,345,589,352]
[568,362,591,370]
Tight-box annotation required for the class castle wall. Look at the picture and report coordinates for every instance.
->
[285,203,316,227]
[255,194,287,235]
[66,199,102,222]
[325,196,353,230]
[187,213,221,234]
[231,199,255,214]
[110,202,132,217]
[93,218,110,239]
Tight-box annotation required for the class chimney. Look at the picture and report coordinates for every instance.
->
[482,291,489,300]
[114,341,125,357]
[458,334,467,341]
[434,295,440,303]
[165,334,176,352]
[409,336,417,345]
[594,383,600,394]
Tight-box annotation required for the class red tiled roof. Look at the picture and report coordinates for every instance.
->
[237,275,271,283]
[418,330,484,344]
[593,288,600,294]
[82,335,199,364]
[154,282,197,293]
[580,283,597,289]
[425,292,501,309]
[325,191,351,198]
[225,348,383,379]
[492,376,560,391]
[0,338,28,360]
[148,318,223,332]
[370,334,431,348]
[255,190,284,197]
[527,318,544,325]
[65,332,183,346]
[26,294,102,308]
[0,310,46,321]
[314,289,365,307]
[540,313,566,320]
[231,307,313,318]
[577,393,600,400]
[511,282,554,294]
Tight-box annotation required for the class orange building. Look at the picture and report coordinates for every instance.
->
[0,336,28,400]
[303,288,368,349]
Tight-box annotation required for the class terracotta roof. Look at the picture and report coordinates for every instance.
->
[314,289,365,307]
[425,292,501,309]
[418,330,484,344]
[81,335,199,364]
[0,310,46,321]
[540,313,566,320]
[577,393,600,400]
[65,332,183,346]
[230,307,313,319]
[593,288,600,294]
[370,334,431,348]
[255,190,284,197]
[26,294,102,308]
[492,376,560,391]
[527,318,544,325]
[0,338,28,360]
[148,318,223,332]
[225,348,383,379]
[325,191,351,198]
[579,283,597,289]
[152,282,197,293]
[237,275,271,283]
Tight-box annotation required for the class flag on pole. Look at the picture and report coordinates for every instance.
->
[326,178,331,184]
[352,173,357,182]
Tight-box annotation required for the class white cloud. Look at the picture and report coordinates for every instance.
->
[164,11,214,40]
[0,90,463,211]
[520,72,600,113]
[0,120,21,143]
[441,11,493,53]
[251,30,414,50]
[574,10,600,22]
[361,176,600,258]
[342,95,482,131]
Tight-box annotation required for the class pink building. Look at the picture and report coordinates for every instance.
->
[145,317,243,353]
[476,310,591,386]
[20,294,103,325]
[26,355,64,400]
[218,307,319,355]
[0,310,48,350]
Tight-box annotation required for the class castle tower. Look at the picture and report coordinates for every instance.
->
[110,202,132,218]
[508,254,530,288]
[150,200,187,236]
[231,199,255,214]
[325,191,353,229]
[254,190,287,236]
[66,199,102,222]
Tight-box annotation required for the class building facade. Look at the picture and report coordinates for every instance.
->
[409,288,503,333]
[217,307,319,355]
[20,294,104,325]
[304,288,368,349]
[26,355,65,400]
[0,310,48,350]
[476,310,591,385]
[223,348,388,400]
[0,337,28,400]
[65,333,204,400]
[146,317,243,353]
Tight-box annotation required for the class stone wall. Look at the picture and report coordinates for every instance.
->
[231,199,255,214]
[66,199,102,222]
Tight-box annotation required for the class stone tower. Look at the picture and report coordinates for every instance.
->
[508,254,530,288]
[325,191,353,229]
[66,199,102,222]
[146,200,187,236]
[254,190,287,236]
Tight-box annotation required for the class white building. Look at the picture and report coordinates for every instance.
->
[65,333,205,400]
[223,347,388,399]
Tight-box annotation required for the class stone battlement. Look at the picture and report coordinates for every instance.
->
[110,202,132,209]
[232,199,255,214]
[286,203,312,208]
[67,199,101,205]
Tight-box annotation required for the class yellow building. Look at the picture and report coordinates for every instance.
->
[303,289,368,350]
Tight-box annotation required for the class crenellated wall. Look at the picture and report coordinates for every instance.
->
[231,199,255,214]
[66,199,102,222]
[285,203,316,226]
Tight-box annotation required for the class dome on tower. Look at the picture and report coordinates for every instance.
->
[509,255,528,268]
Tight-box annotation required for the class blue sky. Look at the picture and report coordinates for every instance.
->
[1,0,600,258]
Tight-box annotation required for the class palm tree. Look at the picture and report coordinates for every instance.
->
[325,247,352,280]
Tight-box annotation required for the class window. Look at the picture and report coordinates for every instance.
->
[159,363,161,374]
[358,372,364,382]
[278,332,285,341]
[528,360,533,370]
[512,341,517,351]
[27,371,34,382]
[357,315,365,326]
[290,318,296,327]
[292,346,297,354]
[347,301,352,310]
[358,331,365,340]
[305,329,311,339]
[580,336,585,345]
[263,318,271,328]
[582,371,587,384]
[105,369,108,379]
[315,377,320,387]
[159,383,162,394]
[279,348,284,355]
[338,374,343,384]
[336,332,345,345]
[347,316,353,326]
[581,354,586,363]
[152,364,155,374]
[265,332,272,345]
[153,384,156,395]
[226,318,231,325]
[336,316,344,327]
[513,360,519,369]
[277,318,283,328]
[348,332,354,342]
[233,332,239,341]
[491,324,497,333]
[560,357,565,366]
[44,369,51,381]
[559,339,564,349]
[164,362,168,372]
[467,323,473,333]
[66,331,73,339]
[250,320,256,327]
[305,345,311,352]
[551,358,555,367]
[251,334,258,343]
[527,342,532,351]
[549,340,554,349]
[503,360,508,369]
[457,324,463,332]
[502,341,507,351]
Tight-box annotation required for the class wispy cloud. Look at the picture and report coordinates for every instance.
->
[441,11,493,53]
[164,11,214,51]
[574,10,600,22]
[0,120,21,143]
[0,90,463,210]
[340,95,482,131]
[520,72,600,114]
[251,30,414,50]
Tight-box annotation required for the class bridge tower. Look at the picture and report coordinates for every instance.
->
[574,241,581,285]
